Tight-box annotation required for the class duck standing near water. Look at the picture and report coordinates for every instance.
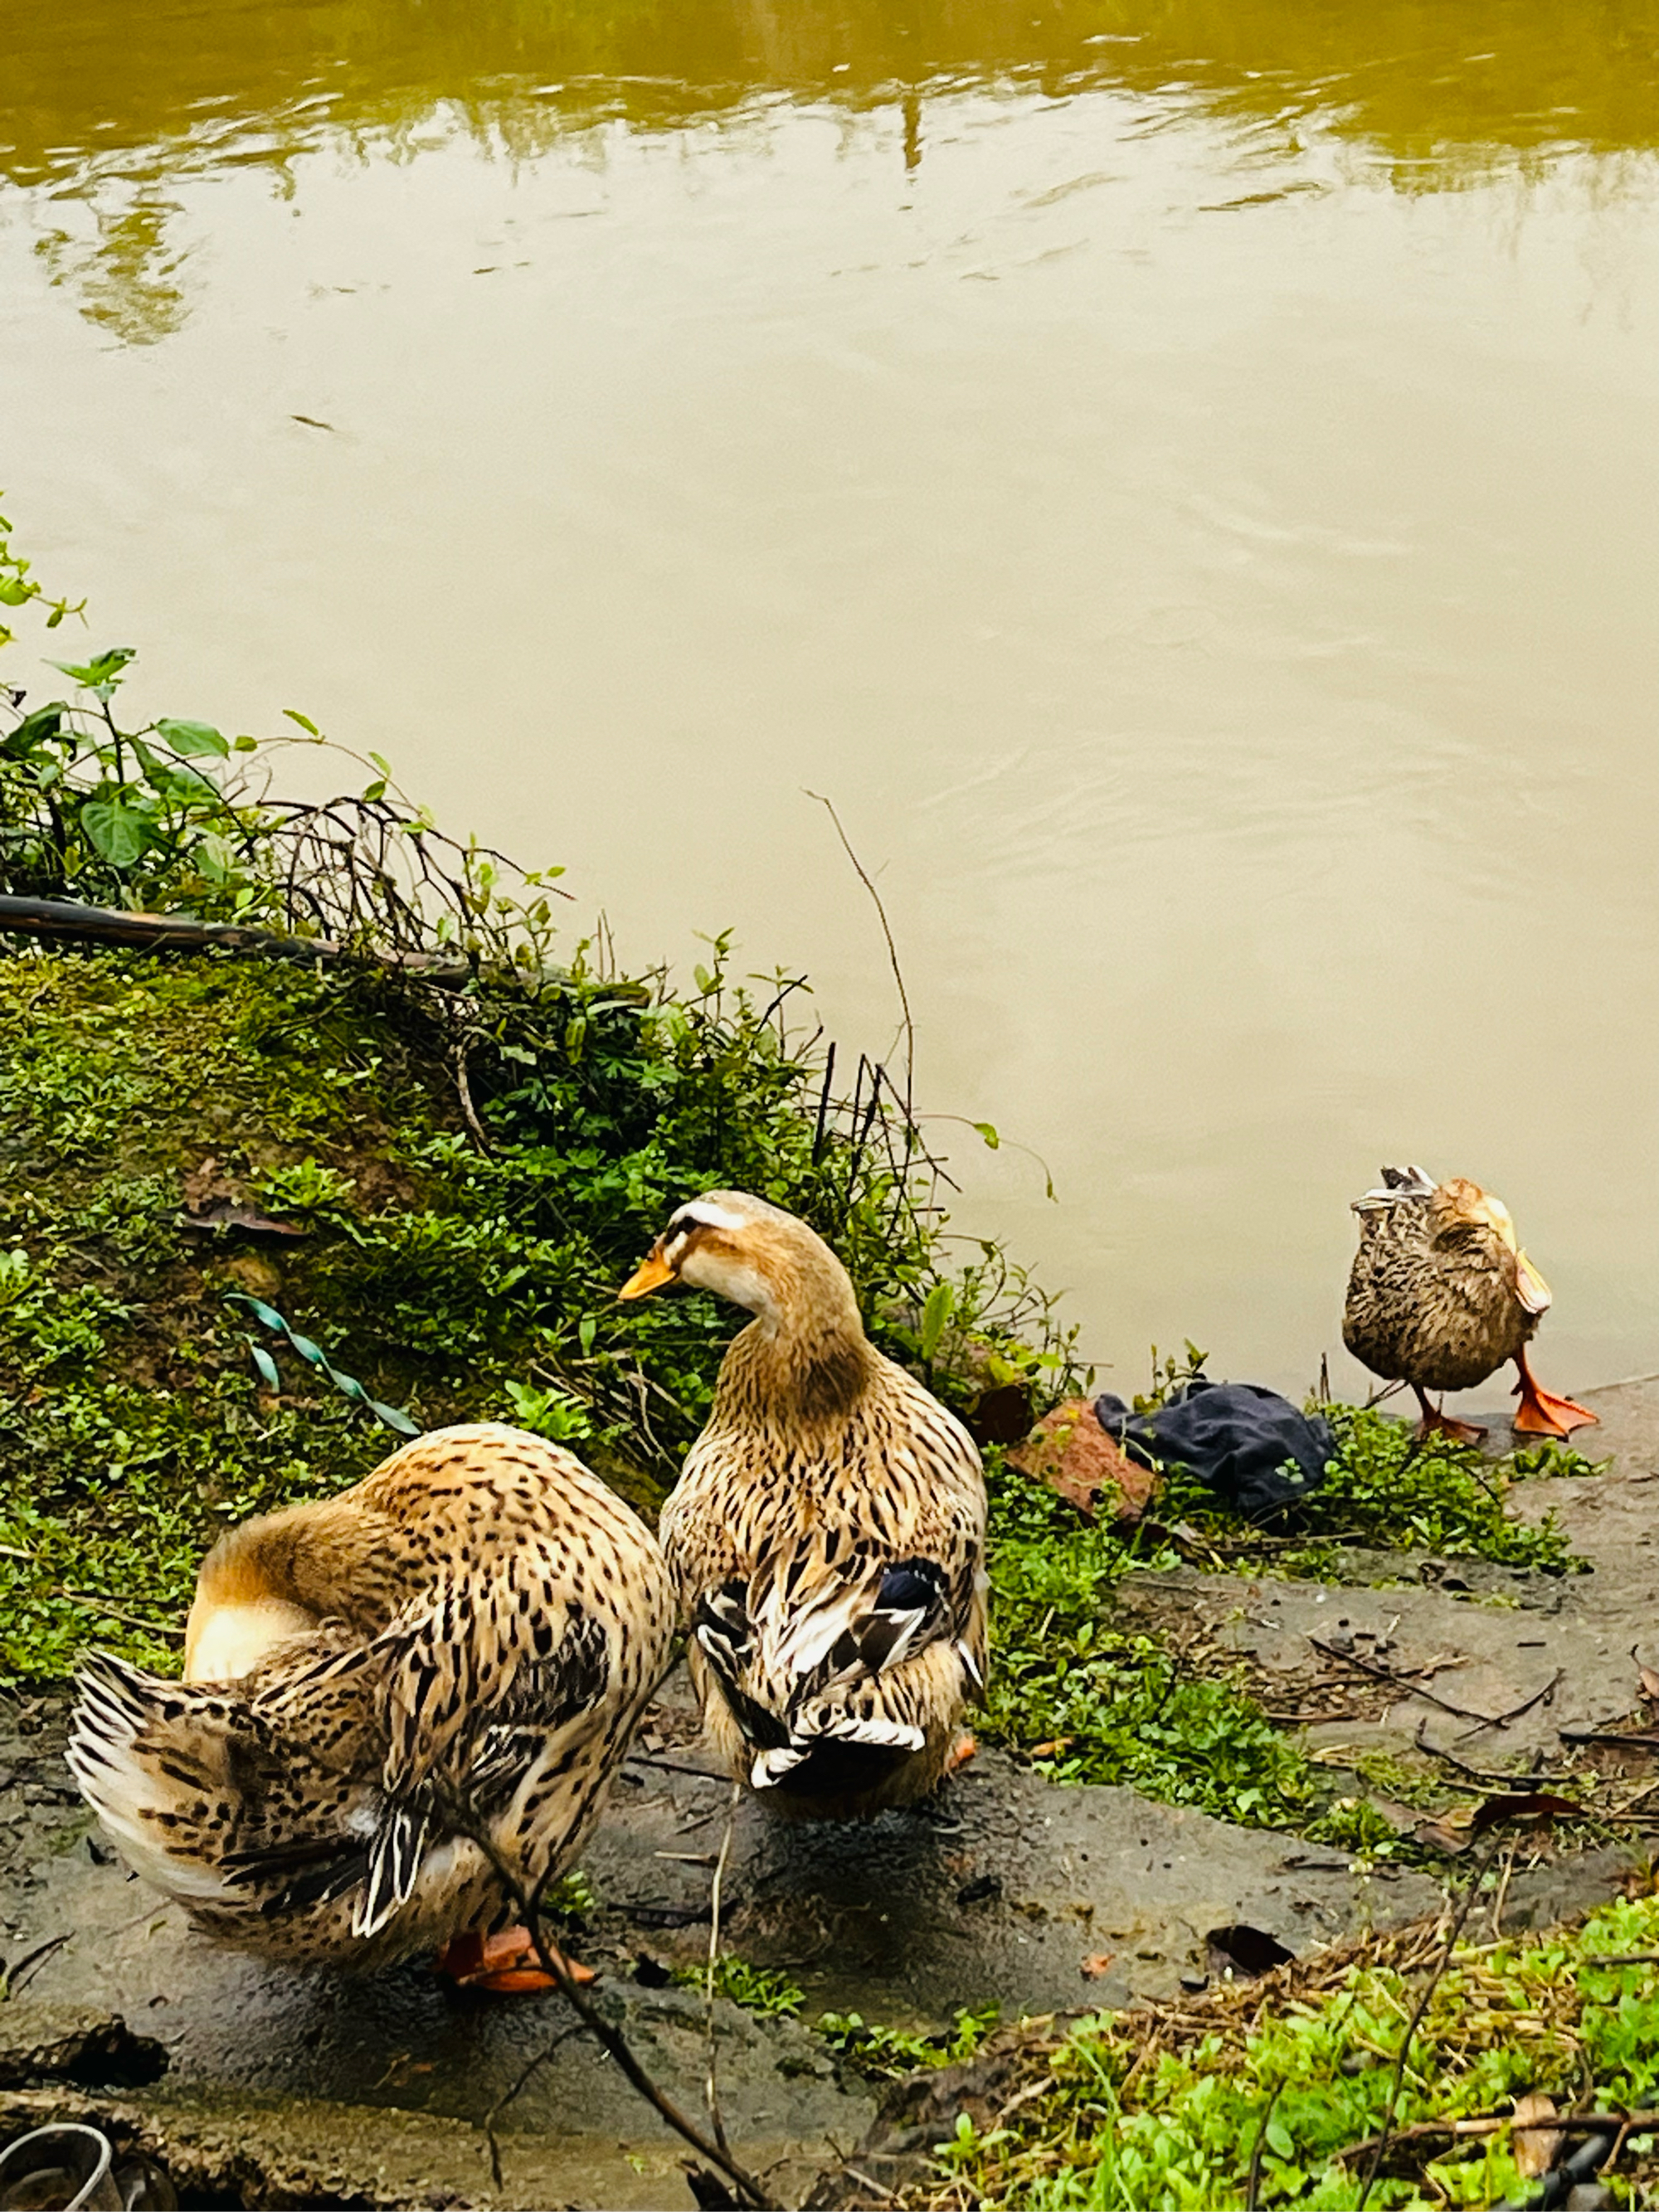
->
[620,1192,988,1818]
[68,1423,674,1991]
[1342,1166,1598,1444]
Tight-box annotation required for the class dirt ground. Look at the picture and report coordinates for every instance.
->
[2,1378,1654,2208]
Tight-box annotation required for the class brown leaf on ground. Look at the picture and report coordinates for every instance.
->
[1009,1398,1159,1523]
[1080,1952,1116,1980]
[1638,1665,1659,1704]
[1468,1790,1581,1833]
[1512,2093,1562,2178]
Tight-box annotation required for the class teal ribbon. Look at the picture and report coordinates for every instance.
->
[227,1293,420,1437]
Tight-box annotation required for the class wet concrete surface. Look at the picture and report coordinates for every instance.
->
[2,1377,1652,2206]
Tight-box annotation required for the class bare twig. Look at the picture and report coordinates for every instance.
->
[1490,1840,1517,1941]
[1411,1719,1558,1789]
[0,892,470,982]
[1335,2111,1659,2161]
[1310,1637,1556,1733]
[480,2020,580,2190]
[805,794,914,1115]
[445,1805,773,2207]
[58,1589,185,1637]
[703,1782,742,2161]
[1246,2082,1286,2210]
[1454,1668,1564,1741]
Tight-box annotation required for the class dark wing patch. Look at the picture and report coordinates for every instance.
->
[823,1555,951,1681]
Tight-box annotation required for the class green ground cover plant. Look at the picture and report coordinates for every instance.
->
[901,1887,1659,2210]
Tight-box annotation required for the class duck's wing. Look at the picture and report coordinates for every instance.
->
[355,1558,625,1937]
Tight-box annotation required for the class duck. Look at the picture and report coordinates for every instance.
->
[1342,1166,1598,1444]
[67,1422,674,1990]
[618,1191,987,1819]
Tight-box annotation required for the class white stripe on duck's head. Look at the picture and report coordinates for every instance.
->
[616,1190,862,1335]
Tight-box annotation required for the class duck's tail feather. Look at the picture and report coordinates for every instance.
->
[68,1650,381,1928]
[67,1651,264,1906]
[750,1709,926,1791]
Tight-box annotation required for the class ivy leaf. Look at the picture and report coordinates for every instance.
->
[972,1121,1000,1150]
[1,705,65,759]
[49,646,135,700]
[154,717,229,758]
[1265,2119,1294,2160]
[283,707,320,737]
[80,795,153,868]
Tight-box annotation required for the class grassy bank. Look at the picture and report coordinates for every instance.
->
[0,513,1598,1841]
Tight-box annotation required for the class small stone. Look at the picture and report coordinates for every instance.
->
[1009,1399,1159,1524]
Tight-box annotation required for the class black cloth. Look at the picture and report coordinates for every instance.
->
[1093,1378,1332,1522]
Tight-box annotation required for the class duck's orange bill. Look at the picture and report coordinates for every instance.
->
[618,1248,675,1300]
[1515,1251,1553,1316]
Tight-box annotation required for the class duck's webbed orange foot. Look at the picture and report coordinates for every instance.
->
[1412,1389,1486,1447]
[1511,1368,1600,1438]
[945,1732,977,1775]
[435,1926,597,1994]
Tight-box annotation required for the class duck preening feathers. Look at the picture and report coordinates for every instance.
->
[1342,1167,1598,1443]
[620,1192,987,1818]
[68,1423,674,1986]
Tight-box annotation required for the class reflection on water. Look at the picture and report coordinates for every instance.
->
[6,0,1658,339]
[1,0,1656,1396]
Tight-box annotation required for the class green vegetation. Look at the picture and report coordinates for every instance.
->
[1166,1400,1593,1577]
[975,1388,1590,1841]
[672,1955,809,2018]
[667,1954,1003,2080]
[980,1453,1317,1827]
[819,2002,1001,2080]
[905,1889,1659,2210]
[0,518,1076,1680]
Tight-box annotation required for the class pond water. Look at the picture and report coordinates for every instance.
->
[4,0,1657,1403]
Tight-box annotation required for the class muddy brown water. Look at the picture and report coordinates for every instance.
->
[2,0,1657,1403]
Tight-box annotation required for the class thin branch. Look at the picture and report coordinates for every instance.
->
[443,1801,773,2208]
[805,793,914,1116]
[703,1782,743,2161]
[1246,2082,1286,2211]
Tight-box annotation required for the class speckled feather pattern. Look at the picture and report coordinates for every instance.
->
[1343,1181,1538,1394]
[658,1232,988,1820]
[68,1424,674,1968]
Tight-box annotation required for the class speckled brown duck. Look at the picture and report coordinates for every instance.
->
[68,1423,674,1991]
[1342,1165,1598,1444]
[619,1191,987,1819]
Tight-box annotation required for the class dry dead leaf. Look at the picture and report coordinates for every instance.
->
[1080,1952,1116,1980]
[1512,2092,1562,2178]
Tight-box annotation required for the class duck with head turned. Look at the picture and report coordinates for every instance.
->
[1342,1166,1598,1445]
[68,1422,675,1991]
[620,1191,988,1819]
